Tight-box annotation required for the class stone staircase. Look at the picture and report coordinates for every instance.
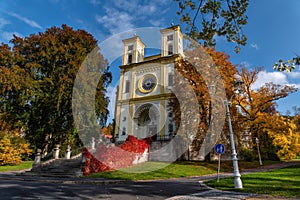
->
[21,155,83,178]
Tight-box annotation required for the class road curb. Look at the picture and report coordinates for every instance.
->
[0,174,128,185]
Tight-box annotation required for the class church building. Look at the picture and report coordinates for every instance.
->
[114,25,184,142]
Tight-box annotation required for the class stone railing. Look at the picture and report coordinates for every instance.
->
[32,145,82,168]
[32,137,111,168]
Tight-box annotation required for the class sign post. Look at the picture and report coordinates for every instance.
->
[214,144,225,182]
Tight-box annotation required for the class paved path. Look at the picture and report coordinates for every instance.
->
[0,161,299,200]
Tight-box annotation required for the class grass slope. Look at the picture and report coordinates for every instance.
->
[84,160,280,180]
[0,161,33,172]
[206,164,300,198]
[85,161,216,180]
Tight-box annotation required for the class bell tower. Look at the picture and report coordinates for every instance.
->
[160,25,184,57]
[122,35,145,65]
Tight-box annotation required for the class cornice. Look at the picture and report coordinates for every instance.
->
[117,93,175,104]
[120,54,182,73]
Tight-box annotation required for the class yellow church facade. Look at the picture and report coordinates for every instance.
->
[114,25,184,142]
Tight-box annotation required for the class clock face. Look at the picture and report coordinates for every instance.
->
[139,74,157,93]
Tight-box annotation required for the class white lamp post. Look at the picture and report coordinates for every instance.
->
[224,99,243,189]
[256,137,263,165]
[209,79,243,189]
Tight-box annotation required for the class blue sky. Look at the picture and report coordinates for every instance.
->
[0,0,300,118]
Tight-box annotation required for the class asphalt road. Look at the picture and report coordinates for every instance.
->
[2,161,299,200]
[0,177,209,200]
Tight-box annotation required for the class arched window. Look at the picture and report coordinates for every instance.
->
[127,54,132,64]
[127,45,133,64]
[168,44,173,55]
[168,124,174,134]
[125,80,130,93]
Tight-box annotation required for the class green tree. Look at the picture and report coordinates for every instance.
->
[175,0,249,53]
[0,44,32,130]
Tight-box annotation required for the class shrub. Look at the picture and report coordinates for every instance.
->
[82,135,152,175]
[239,147,256,161]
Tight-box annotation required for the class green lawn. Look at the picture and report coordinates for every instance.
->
[206,164,300,198]
[85,161,217,180]
[0,161,33,172]
[84,160,280,180]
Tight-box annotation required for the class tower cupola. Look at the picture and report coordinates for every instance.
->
[160,25,183,57]
[122,35,145,65]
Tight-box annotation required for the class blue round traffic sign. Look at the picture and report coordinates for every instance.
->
[214,144,225,154]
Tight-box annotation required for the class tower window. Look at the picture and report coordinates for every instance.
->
[128,54,132,64]
[125,80,130,93]
[167,34,173,41]
[128,45,133,51]
[168,44,173,55]
[138,51,141,62]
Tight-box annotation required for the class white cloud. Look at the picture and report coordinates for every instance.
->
[288,83,300,89]
[286,71,300,79]
[0,18,17,43]
[250,43,259,50]
[95,0,170,35]
[137,4,157,15]
[1,31,22,42]
[0,18,10,28]
[8,12,42,29]
[113,0,139,12]
[96,7,134,34]
[112,0,160,15]
[252,70,288,90]
[149,19,164,27]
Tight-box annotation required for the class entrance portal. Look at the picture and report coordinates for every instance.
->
[133,104,159,139]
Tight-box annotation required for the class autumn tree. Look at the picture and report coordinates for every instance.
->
[1,24,112,154]
[235,67,298,159]
[102,122,114,136]
[175,0,249,53]
[0,119,32,165]
[262,114,300,160]
[170,46,238,160]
